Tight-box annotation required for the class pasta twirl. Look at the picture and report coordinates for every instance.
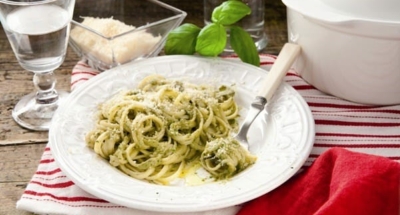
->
[201,137,257,180]
[85,74,257,184]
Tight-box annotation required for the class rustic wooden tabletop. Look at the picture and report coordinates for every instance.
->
[0,0,287,214]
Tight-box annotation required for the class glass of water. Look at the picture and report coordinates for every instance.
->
[204,0,267,53]
[0,0,75,131]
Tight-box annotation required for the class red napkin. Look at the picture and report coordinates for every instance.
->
[238,147,400,215]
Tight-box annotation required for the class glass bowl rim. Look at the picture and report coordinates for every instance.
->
[70,0,187,40]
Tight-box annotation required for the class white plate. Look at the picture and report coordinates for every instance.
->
[50,55,315,213]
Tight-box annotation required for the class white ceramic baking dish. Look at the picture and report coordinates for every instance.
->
[282,0,400,105]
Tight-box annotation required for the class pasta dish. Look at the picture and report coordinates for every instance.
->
[85,74,257,185]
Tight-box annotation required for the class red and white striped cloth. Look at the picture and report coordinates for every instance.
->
[17,55,400,214]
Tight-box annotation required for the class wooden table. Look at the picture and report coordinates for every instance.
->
[0,0,287,214]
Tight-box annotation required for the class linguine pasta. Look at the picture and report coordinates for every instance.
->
[85,74,257,185]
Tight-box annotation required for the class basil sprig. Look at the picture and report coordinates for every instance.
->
[163,23,201,55]
[195,23,227,56]
[212,1,251,25]
[164,0,260,66]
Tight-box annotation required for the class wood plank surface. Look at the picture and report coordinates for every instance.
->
[0,0,287,214]
[0,143,47,215]
[0,182,33,215]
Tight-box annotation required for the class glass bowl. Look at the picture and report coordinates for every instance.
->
[69,0,186,71]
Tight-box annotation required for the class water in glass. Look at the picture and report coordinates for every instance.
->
[5,5,70,72]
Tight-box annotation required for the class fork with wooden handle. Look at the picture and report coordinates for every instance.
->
[235,43,302,150]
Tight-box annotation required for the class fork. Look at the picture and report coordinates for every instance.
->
[235,43,301,150]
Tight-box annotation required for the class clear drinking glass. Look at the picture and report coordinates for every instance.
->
[0,0,75,131]
[204,0,267,53]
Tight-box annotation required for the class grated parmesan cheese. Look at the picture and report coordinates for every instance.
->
[70,17,161,65]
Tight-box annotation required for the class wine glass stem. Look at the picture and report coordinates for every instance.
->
[33,71,59,105]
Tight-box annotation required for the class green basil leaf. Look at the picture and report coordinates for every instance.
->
[195,23,227,56]
[164,23,201,55]
[230,26,260,66]
[211,1,251,25]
